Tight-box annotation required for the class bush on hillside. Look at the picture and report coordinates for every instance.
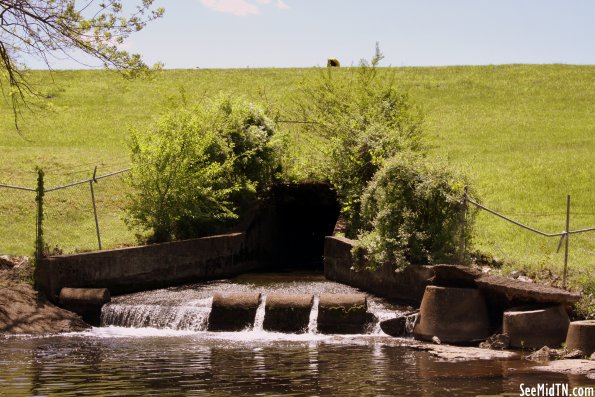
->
[353,153,475,270]
[299,45,424,236]
[126,95,282,242]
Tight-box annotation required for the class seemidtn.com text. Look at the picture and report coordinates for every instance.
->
[520,383,595,397]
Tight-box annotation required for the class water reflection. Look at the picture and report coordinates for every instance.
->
[0,334,592,397]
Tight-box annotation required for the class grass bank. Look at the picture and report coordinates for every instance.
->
[0,65,593,291]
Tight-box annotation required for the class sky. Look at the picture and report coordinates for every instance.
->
[27,0,595,69]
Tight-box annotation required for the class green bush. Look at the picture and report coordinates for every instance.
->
[354,153,474,269]
[126,95,282,242]
[299,46,424,236]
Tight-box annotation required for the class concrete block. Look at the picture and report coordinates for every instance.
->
[208,292,261,332]
[317,293,368,334]
[503,305,570,349]
[263,294,313,333]
[413,286,491,344]
[565,320,595,355]
[59,287,110,326]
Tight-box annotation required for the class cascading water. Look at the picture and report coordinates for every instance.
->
[99,273,409,335]
[307,295,319,334]
[252,294,267,331]
[101,298,212,331]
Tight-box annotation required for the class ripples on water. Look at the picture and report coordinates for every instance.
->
[0,273,592,396]
[0,333,586,397]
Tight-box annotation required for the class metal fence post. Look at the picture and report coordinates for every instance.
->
[35,168,45,262]
[90,167,102,250]
[459,185,468,265]
[563,195,570,289]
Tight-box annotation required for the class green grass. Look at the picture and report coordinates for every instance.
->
[0,65,593,291]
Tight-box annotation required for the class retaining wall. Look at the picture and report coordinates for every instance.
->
[35,232,259,302]
[323,236,433,305]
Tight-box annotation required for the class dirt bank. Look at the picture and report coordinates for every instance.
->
[0,256,90,334]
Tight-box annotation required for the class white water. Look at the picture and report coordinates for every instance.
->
[307,295,319,334]
[252,294,267,331]
[101,298,212,331]
[99,274,409,336]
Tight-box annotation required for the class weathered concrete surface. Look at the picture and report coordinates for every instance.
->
[324,236,433,305]
[431,265,581,306]
[0,282,89,334]
[317,293,369,334]
[208,292,261,332]
[36,233,259,303]
[59,288,111,327]
[476,275,581,305]
[263,293,313,333]
[430,265,482,288]
[503,305,570,349]
[565,320,595,355]
[414,286,491,344]
[430,264,581,329]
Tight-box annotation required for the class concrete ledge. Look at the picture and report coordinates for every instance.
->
[503,305,570,349]
[208,292,261,332]
[323,236,433,305]
[317,293,368,334]
[35,233,259,302]
[263,294,313,333]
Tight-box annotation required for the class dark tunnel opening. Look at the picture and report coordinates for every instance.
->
[248,182,341,271]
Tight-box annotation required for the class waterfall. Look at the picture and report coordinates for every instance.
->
[252,294,267,332]
[307,295,319,334]
[101,298,212,331]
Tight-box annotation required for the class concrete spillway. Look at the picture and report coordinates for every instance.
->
[101,292,375,334]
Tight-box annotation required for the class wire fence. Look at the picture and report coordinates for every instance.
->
[461,187,595,288]
[0,166,593,285]
[0,167,134,257]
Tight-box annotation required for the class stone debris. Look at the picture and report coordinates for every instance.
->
[479,333,510,350]
[562,349,585,359]
[525,346,557,361]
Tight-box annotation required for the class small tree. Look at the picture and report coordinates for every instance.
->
[126,95,282,242]
[354,153,474,269]
[298,45,424,236]
[0,0,164,125]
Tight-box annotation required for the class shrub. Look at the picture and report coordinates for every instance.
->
[353,152,474,270]
[126,95,282,242]
[299,45,424,236]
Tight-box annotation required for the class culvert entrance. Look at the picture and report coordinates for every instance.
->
[245,182,340,271]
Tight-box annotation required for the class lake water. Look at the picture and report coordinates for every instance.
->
[0,273,592,396]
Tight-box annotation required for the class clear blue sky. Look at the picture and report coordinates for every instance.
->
[32,0,595,69]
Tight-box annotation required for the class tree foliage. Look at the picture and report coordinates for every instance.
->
[299,45,424,236]
[0,0,164,125]
[126,95,282,242]
[354,153,474,269]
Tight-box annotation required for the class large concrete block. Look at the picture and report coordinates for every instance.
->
[503,305,570,349]
[413,286,491,344]
[59,287,110,326]
[565,320,595,355]
[263,294,313,333]
[317,293,368,334]
[208,292,261,332]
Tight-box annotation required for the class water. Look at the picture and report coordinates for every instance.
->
[0,333,590,396]
[0,273,593,396]
[100,272,404,332]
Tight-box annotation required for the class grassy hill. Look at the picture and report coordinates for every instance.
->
[0,65,593,291]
